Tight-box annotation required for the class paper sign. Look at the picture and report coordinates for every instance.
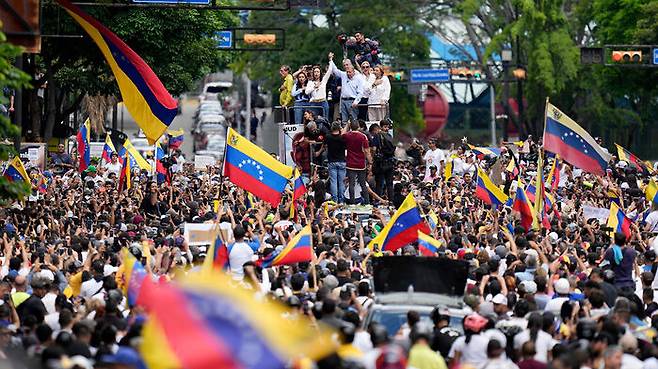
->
[582,205,610,223]
[184,223,216,245]
[194,155,216,170]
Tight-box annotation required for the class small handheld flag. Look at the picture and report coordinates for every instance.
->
[607,202,632,239]
[475,167,508,206]
[646,180,658,206]
[417,231,443,256]
[512,185,536,232]
[368,193,429,253]
[202,230,229,272]
[77,118,91,172]
[259,225,313,267]
[3,157,29,184]
[118,154,131,191]
[615,143,651,175]
[167,129,185,150]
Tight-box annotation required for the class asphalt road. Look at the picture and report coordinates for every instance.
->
[119,96,279,161]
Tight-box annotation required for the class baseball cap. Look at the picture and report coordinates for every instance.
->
[519,280,537,294]
[492,293,508,305]
[548,232,559,245]
[554,278,570,294]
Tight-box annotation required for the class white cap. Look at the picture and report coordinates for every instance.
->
[554,278,570,294]
[492,293,508,305]
[616,161,628,169]
[38,269,55,282]
[520,280,537,294]
[103,265,119,277]
[548,232,559,244]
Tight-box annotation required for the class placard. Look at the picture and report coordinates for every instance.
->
[194,155,216,170]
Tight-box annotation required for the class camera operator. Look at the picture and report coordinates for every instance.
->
[369,120,395,203]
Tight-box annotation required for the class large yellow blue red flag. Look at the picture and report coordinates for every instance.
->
[475,167,508,206]
[3,157,29,184]
[368,193,430,253]
[139,270,336,369]
[223,127,293,206]
[57,0,177,145]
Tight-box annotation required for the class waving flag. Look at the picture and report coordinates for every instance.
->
[76,118,91,172]
[512,186,536,232]
[444,155,456,182]
[202,231,229,273]
[545,156,560,192]
[259,225,313,268]
[138,270,335,369]
[223,127,293,207]
[469,145,501,158]
[615,143,651,175]
[368,193,430,253]
[607,202,632,239]
[3,157,29,184]
[155,142,169,184]
[118,138,152,171]
[292,168,306,201]
[475,167,508,206]
[417,231,443,256]
[57,0,177,145]
[101,133,118,163]
[543,102,612,176]
[506,157,519,179]
[427,210,439,231]
[646,180,658,206]
[118,155,131,191]
[167,129,185,150]
[118,248,149,306]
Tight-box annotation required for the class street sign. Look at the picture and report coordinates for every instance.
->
[653,48,658,65]
[132,0,210,4]
[216,31,232,49]
[410,69,450,83]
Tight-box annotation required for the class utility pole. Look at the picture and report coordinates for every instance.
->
[244,73,251,141]
[489,84,496,146]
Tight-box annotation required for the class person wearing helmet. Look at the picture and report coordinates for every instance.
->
[447,313,489,368]
[408,321,448,369]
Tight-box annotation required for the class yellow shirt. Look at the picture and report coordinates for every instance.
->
[280,74,294,107]
[64,271,83,298]
[408,343,448,369]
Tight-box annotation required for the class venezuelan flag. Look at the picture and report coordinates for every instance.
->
[118,154,131,191]
[117,248,149,306]
[3,157,29,183]
[543,102,612,176]
[292,168,306,201]
[475,167,508,206]
[167,129,185,150]
[37,175,48,194]
[607,202,632,239]
[469,144,501,158]
[223,127,293,207]
[506,157,519,179]
[155,142,168,184]
[368,193,430,253]
[427,210,439,231]
[101,133,118,163]
[546,156,560,192]
[139,270,336,369]
[57,0,177,145]
[259,225,313,267]
[417,231,442,256]
[646,180,658,205]
[118,138,152,171]
[532,151,545,230]
[202,230,229,273]
[615,143,650,175]
[77,118,91,172]
[608,189,621,207]
[512,185,536,232]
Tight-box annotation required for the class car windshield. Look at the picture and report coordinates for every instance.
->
[368,309,463,337]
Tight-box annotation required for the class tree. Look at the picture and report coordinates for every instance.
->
[240,0,429,134]
[32,5,238,141]
[0,30,32,201]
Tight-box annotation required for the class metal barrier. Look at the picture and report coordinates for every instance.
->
[273,102,390,125]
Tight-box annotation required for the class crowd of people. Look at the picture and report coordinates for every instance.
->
[2,120,658,369]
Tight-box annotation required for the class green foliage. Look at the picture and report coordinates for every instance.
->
[0,30,32,200]
[242,0,429,134]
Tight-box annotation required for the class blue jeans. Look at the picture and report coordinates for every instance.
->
[340,98,358,123]
[328,161,346,203]
[309,101,329,119]
[293,101,309,124]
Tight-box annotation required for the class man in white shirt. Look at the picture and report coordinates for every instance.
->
[80,260,105,299]
[228,225,256,281]
[104,152,122,178]
[423,139,445,177]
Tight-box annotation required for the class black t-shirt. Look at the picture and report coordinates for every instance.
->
[17,295,47,324]
[325,132,346,162]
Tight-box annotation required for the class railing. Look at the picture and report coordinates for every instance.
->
[273,102,390,125]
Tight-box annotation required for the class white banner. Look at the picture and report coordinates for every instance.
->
[184,223,216,245]
[582,205,610,223]
[194,155,216,170]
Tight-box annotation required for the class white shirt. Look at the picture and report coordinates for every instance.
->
[449,333,489,368]
[80,278,104,299]
[305,68,332,102]
[367,76,391,106]
[44,312,60,331]
[544,296,569,315]
[104,161,122,177]
[424,148,445,176]
[513,330,556,363]
[229,241,254,281]
[645,211,658,233]
[42,292,57,315]
[621,353,643,369]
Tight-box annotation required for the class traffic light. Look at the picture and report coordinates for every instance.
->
[243,33,277,45]
[384,69,405,81]
[580,47,604,64]
[611,50,642,63]
[393,71,404,81]
[449,67,482,79]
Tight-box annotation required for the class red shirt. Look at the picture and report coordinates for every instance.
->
[343,131,369,170]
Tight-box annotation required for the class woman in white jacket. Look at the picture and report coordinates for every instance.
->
[367,65,391,121]
[305,65,331,119]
